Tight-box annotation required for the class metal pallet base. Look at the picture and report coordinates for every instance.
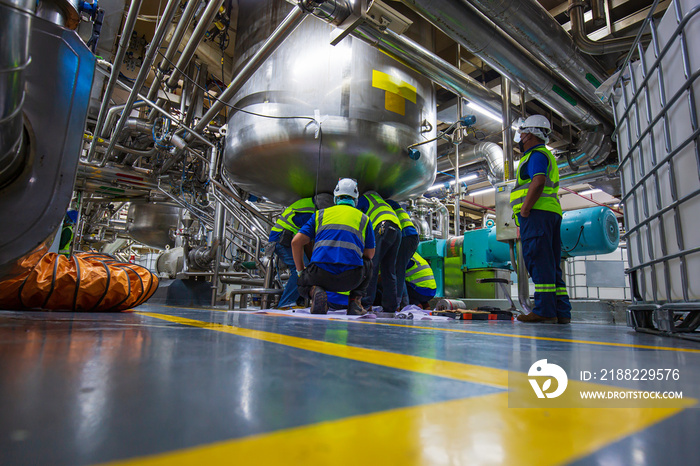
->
[627,303,700,342]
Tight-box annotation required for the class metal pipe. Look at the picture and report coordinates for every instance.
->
[212,179,273,226]
[87,0,144,162]
[438,142,504,185]
[428,198,450,239]
[147,0,200,101]
[211,201,225,306]
[569,0,644,55]
[462,0,611,120]
[454,99,461,236]
[0,0,34,187]
[591,0,605,24]
[501,76,514,181]
[400,0,607,130]
[166,0,225,90]
[102,0,180,162]
[191,5,308,137]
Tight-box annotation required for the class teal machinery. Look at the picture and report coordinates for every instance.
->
[417,206,620,300]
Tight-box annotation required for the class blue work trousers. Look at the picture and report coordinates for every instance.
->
[518,210,572,319]
[362,222,401,311]
[395,234,419,307]
[275,242,307,307]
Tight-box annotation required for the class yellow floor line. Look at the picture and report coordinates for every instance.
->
[254,311,700,353]
[135,311,509,388]
[97,391,691,466]
[122,311,696,466]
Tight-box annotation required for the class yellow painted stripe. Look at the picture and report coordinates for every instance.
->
[371,69,417,103]
[136,312,509,388]
[97,392,691,466]
[255,312,700,353]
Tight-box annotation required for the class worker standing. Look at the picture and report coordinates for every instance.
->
[405,252,437,309]
[268,194,332,308]
[292,179,375,315]
[386,199,419,308]
[358,191,402,312]
[510,115,572,324]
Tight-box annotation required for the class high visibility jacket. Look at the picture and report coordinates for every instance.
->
[394,206,418,237]
[364,192,400,229]
[270,198,315,236]
[509,145,562,217]
[311,205,370,267]
[405,253,437,292]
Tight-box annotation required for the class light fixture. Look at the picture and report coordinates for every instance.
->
[578,188,602,196]
[467,102,501,122]
[469,186,495,196]
[450,173,478,184]
[427,183,447,192]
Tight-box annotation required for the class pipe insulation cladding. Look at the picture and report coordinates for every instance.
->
[223,0,437,204]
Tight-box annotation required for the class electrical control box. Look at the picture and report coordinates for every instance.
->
[495,181,518,242]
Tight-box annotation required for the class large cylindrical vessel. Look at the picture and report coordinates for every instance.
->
[223,0,437,204]
[126,203,180,250]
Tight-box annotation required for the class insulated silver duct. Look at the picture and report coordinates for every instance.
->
[569,0,641,55]
[461,0,612,120]
[400,0,606,130]
[439,142,504,185]
[0,0,34,187]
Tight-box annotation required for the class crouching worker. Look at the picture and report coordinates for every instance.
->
[405,252,437,310]
[292,178,375,315]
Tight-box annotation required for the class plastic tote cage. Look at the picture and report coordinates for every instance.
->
[611,0,700,340]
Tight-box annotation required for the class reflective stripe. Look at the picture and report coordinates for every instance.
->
[271,198,315,234]
[314,240,363,256]
[408,264,431,275]
[556,287,569,296]
[318,223,362,238]
[365,193,400,228]
[509,146,562,216]
[395,207,415,230]
[410,275,435,285]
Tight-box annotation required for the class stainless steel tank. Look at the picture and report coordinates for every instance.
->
[223,0,437,204]
[126,203,180,249]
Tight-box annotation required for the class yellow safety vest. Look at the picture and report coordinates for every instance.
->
[394,206,415,231]
[364,193,400,229]
[509,145,562,216]
[405,253,437,290]
[271,198,316,235]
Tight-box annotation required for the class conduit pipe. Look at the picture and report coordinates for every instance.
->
[147,0,200,101]
[102,0,180,162]
[569,0,646,55]
[188,4,308,138]
[400,0,606,130]
[165,0,226,90]
[87,0,144,162]
[462,0,612,120]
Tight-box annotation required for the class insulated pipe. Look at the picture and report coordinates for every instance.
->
[211,201,225,306]
[0,0,34,187]
[569,0,644,55]
[101,0,180,163]
[87,0,144,162]
[190,5,309,137]
[462,0,612,120]
[501,76,514,181]
[565,129,605,170]
[438,142,504,185]
[400,0,606,130]
[165,0,226,90]
[147,0,200,102]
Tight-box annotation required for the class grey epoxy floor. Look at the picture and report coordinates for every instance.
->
[0,303,698,465]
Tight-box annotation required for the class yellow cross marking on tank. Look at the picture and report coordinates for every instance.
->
[103,311,696,466]
[372,69,417,116]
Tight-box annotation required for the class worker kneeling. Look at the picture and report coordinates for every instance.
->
[405,252,437,309]
[291,178,376,315]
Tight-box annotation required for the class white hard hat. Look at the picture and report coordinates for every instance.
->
[514,114,552,143]
[334,178,359,199]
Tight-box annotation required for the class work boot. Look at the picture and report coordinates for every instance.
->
[557,316,571,324]
[310,287,328,315]
[347,295,367,316]
[517,312,557,324]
